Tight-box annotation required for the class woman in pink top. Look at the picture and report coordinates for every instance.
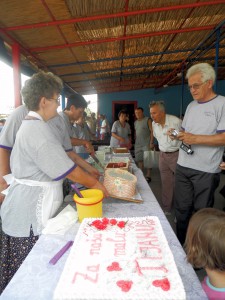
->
[185,208,225,300]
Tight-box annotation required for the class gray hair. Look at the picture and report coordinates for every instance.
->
[186,63,216,85]
[149,101,165,112]
[21,71,63,111]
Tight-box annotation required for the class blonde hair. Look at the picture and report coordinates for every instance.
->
[185,208,225,270]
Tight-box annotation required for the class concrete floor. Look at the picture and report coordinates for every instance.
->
[148,167,225,282]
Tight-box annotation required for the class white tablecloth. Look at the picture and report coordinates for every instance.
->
[1,160,207,300]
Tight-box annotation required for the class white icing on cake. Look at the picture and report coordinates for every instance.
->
[54,216,186,300]
[103,169,137,198]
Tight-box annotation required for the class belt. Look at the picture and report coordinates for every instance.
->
[162,150,179,154]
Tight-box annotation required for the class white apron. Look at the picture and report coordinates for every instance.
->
[14,178,63,234]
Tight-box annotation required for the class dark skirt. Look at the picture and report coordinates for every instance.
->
[0,228,39,294]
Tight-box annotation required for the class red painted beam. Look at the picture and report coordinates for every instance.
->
[40,0,88,82]
[2,0,225,31]
[0,23,77,95]
[0,27,47,70]
[30,24,216,52]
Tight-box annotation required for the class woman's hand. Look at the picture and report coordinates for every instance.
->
[120,137,126,144]
[91,181,109,198]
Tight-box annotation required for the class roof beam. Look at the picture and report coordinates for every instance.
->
[49,48,196,67]
[30,25,217,52]
[2,0,225,31]
[67,69,173,84]
[155,20,225,88]
[40,0,91,88]
[76,76,166,89]
[60,56,222,77]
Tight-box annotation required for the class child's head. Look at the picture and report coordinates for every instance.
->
[185,208,225,271]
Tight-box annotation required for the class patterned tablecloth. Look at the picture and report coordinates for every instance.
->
[1,157,207,300]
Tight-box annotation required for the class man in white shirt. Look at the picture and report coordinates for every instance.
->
[100,114,110,141]
[150,101,182,215]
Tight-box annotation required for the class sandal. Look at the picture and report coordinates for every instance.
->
[145,176,151,183]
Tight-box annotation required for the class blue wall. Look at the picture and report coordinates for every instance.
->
[98,80,225,125]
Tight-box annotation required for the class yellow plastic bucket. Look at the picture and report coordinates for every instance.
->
[73,189,103,222]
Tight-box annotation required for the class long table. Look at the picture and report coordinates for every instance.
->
[1,159,207,300]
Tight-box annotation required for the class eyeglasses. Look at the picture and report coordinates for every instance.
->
[188,81,207,91]
[48,96,60,104]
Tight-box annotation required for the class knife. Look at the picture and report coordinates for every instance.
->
[109,194,143,203]
[91,153,105,170]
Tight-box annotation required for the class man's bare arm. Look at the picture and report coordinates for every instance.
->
[70,137,94,153]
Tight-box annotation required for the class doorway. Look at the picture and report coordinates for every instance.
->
[112,101,137,144]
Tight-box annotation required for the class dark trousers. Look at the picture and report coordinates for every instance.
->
[174,164,220,245]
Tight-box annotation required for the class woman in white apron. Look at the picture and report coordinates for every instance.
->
[0,72,108,294]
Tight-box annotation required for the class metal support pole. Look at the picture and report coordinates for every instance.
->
[12,43,21,107]
[180,65,185,117]
[61,88,66,110]
[215,28,220,92]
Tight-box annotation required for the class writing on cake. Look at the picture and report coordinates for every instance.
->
[54,216,186,300]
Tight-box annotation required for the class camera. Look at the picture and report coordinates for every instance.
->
[180,142,194,155]
[171,129,179,137]
[170,129,194,155]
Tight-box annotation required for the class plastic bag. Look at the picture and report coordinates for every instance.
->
[143,150,159,168]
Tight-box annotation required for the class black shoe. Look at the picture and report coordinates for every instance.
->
[145,177,151,183]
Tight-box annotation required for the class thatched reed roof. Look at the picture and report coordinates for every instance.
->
[0,0,225,95]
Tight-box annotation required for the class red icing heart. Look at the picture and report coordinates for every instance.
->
[107,262,122,271]
[116,280,133,292]
[152,278,170,291]
[117,221,126,228]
